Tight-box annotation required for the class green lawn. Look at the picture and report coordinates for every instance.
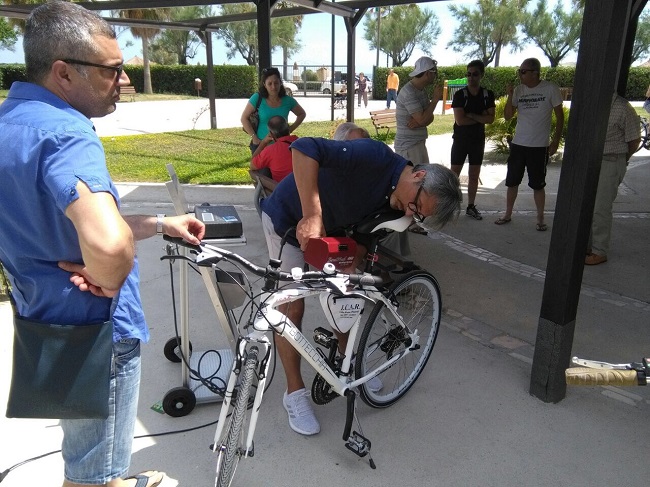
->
[103,115,456,184]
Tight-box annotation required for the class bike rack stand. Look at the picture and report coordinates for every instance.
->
[162,164,246,417]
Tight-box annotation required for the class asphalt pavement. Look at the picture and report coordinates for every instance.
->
[1,97,648,487]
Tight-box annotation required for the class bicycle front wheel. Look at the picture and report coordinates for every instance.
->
[356,271,441,408]
[215,347,259,487]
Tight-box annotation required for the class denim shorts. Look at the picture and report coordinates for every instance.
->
[61,338,141,484]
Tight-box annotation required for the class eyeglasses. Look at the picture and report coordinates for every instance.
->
[518,68,536,75]
[62,59,124,79]
[466,71,481,77]
[407,180,426,223]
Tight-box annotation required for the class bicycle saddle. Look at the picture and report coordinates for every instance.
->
[353,209,412,235]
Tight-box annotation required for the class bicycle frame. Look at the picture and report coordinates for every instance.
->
[212,276,421,458]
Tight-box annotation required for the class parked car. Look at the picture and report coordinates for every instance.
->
[321,76,372,95]
[283,81,298,96]
[320,79,347,94]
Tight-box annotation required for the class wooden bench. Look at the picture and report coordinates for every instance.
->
[370,109,397,136]
[119,85,137,102]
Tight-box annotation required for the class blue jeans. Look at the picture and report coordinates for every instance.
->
[61,339,141,484]
[386,89,398,108]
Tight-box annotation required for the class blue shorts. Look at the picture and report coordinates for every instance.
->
[505,143,548,190]
[61,338,141,484]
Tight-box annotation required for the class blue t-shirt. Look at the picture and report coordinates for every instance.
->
[260,137,408,240]
[249,92,298,140]
[0,82,148,342]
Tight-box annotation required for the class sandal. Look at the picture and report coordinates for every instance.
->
[125,471,165,487]
[536,223,548,232]
[494,217,511,225]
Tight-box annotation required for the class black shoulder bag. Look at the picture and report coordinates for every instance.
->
[2,263,113,419]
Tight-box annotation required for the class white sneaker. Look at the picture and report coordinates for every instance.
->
[366,374,383,393]
[283,389,320,435]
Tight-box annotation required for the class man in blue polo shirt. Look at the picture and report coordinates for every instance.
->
[0,3,204,487]
[260,136,462,436]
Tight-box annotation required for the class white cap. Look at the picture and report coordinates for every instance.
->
[409,56,437,77]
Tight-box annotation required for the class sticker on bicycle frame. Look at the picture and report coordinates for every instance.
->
[321,294,364,333]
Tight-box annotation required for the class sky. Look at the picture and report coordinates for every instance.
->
[0,0,617,73]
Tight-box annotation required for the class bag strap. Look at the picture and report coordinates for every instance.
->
[254,92,263,111]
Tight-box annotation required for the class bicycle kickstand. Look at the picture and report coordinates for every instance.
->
[342,390,376,469]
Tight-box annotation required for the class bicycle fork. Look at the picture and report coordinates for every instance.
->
[212,333,271,459]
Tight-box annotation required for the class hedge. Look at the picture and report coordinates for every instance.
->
[371,65,650,101]
[3,63,649,100]
[0,63,259,98]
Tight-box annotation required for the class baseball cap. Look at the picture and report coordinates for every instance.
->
[409,56,438,77]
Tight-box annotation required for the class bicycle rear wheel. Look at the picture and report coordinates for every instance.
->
[215,347,259,487]
[355,271,441,408]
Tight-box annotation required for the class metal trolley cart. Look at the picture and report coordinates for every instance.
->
[161,165,247,417]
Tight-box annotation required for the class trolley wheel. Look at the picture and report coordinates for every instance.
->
[162,386,196,417]
[163,337,193,363]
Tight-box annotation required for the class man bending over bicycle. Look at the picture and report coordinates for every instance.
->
[260,136,462,435]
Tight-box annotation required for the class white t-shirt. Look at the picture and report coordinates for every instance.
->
[511,80,563,147]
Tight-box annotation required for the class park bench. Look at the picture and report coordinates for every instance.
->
[120,85,137,102]
[369,109,397,136]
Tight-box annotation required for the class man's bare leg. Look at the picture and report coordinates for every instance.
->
[534,188,545,225]
[275,299,306,393]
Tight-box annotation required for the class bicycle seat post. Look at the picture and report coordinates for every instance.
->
[362,233,383,275]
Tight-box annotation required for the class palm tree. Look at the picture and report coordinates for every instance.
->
[118,7,170,93]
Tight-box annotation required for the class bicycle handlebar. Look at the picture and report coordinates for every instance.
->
[163,235,385,288]
[565,368,642,386]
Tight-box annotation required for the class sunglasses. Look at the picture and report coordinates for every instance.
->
[466,71,481,77]
[62,59,124,79]
[518,68,536,75]
[262,67,280,76]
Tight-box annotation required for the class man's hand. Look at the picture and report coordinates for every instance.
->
[432,84,443,102]
[162,214,206,244]
[58,261,119,298]
[549,140,560,156]
[296,214,325,251]
[406,116,420,129]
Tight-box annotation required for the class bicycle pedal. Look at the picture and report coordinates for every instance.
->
[345,431,371,458]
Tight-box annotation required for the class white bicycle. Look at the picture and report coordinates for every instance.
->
[163,211,442,487]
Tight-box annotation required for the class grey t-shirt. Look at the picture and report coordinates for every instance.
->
[394,81,429,152]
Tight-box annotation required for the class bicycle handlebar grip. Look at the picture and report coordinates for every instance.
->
[565,368,639,386]
[163,234,201,252]
[348,274,384,287]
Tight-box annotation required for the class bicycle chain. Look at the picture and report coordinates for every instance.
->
[311,374,338,405]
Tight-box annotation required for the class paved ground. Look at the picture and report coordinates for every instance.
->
[1,98,649,487]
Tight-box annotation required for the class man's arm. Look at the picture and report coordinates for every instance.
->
[63,180,134,297]
[467,106,495,125]
[549,104,565,156]
[504,84,516,121]
[292,148,324,250]
[627,138,641,161]
[122,214,205,244]
[408,85,442,128]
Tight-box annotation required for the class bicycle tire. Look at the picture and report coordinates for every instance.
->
[215,347,259,487]
[637,118,649,152]
[355,270,441,408]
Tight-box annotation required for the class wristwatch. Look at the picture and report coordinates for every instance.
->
[156,214,165,235]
